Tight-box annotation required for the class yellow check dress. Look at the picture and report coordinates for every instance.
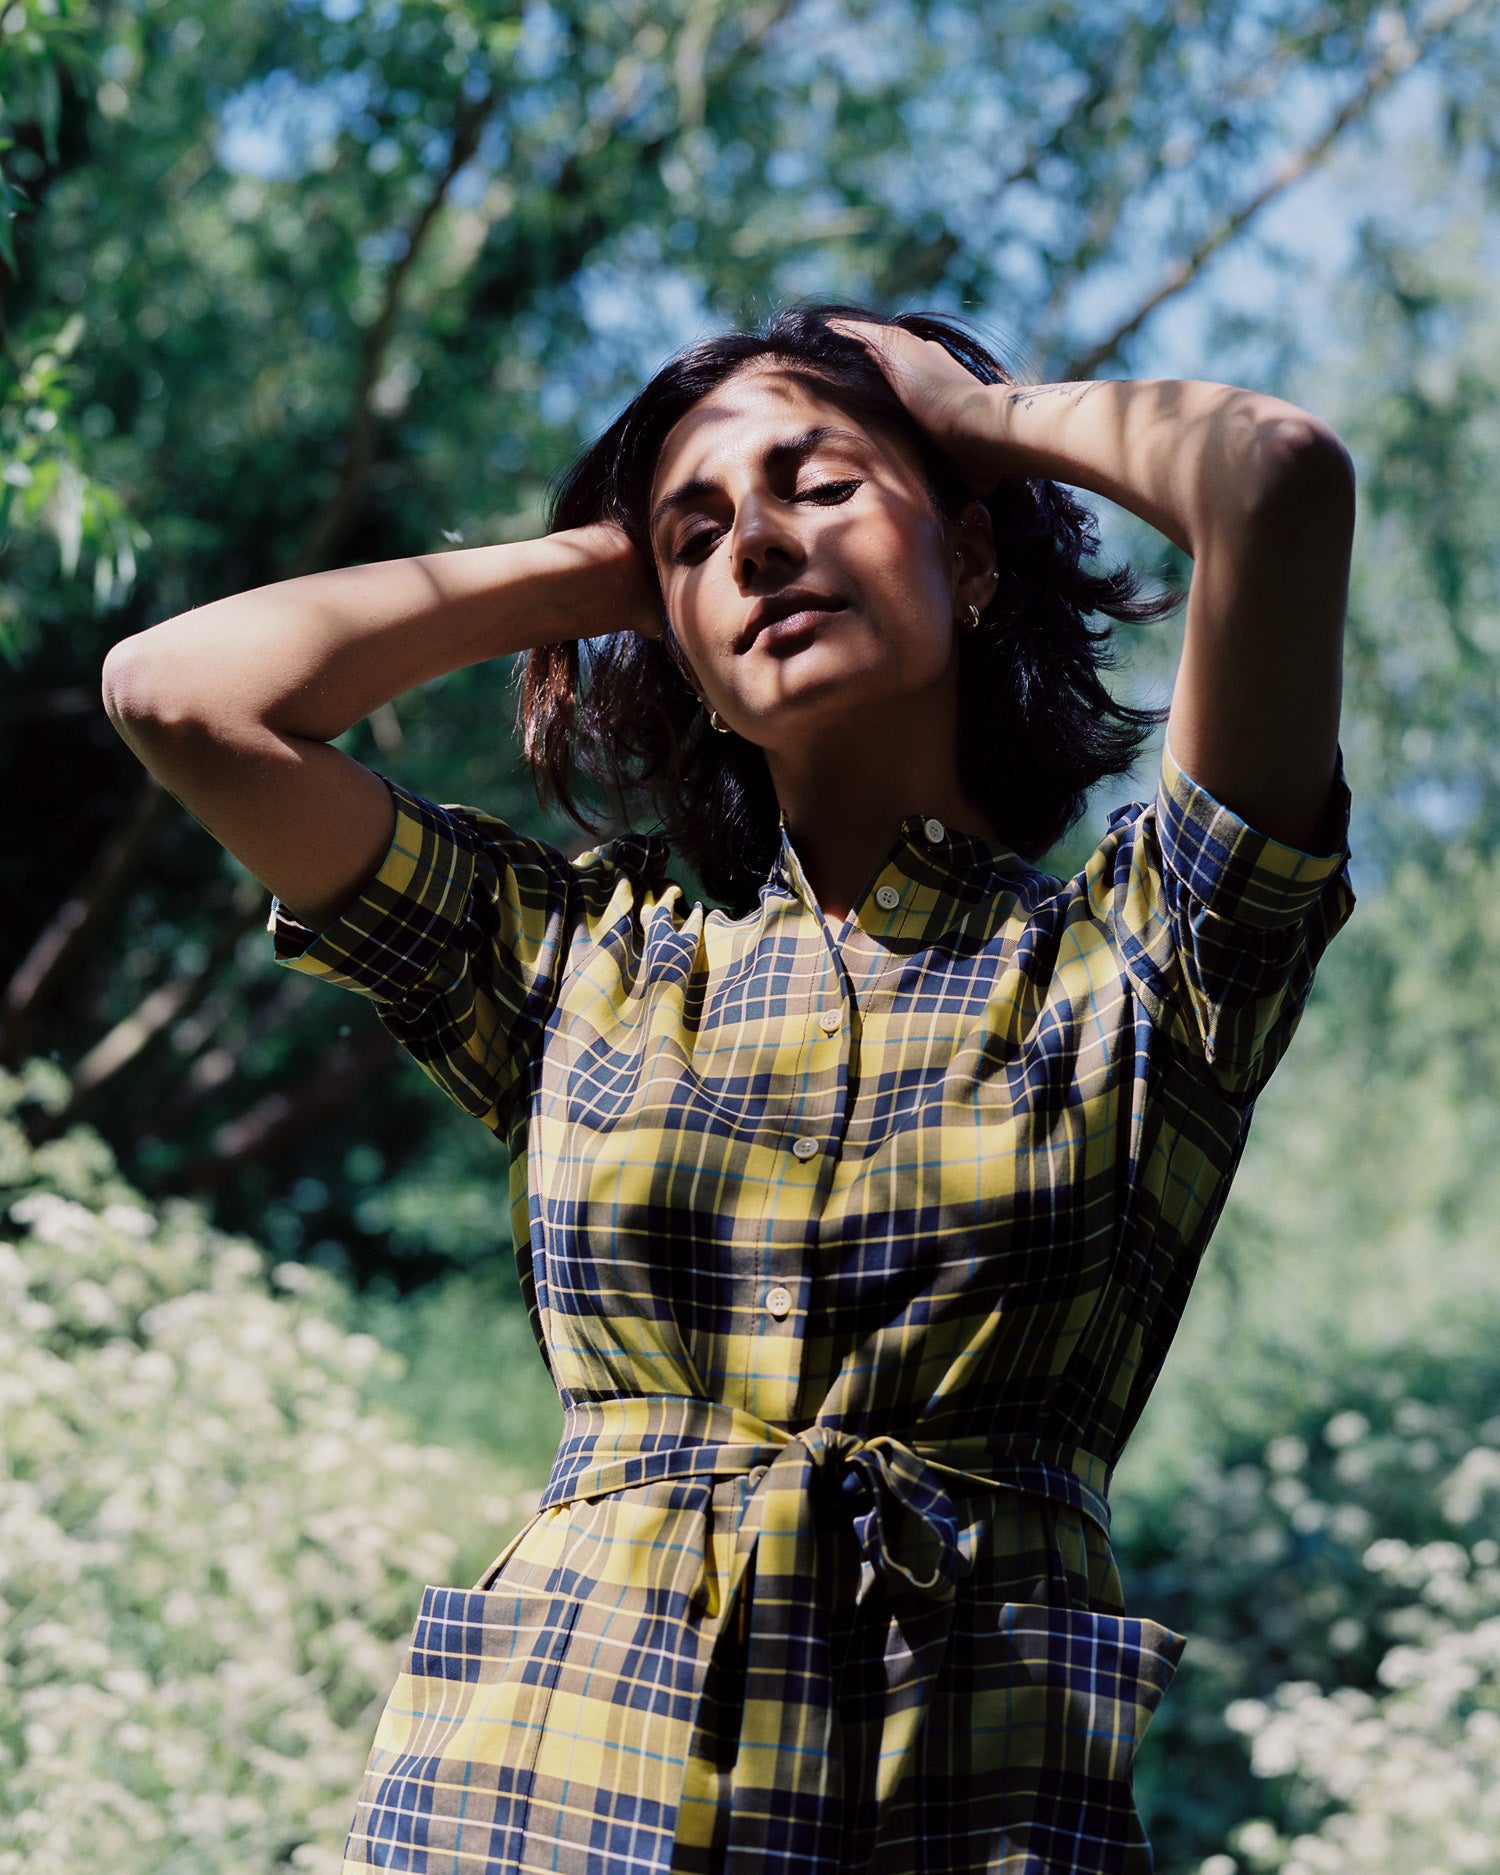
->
[271,744,1353,1875]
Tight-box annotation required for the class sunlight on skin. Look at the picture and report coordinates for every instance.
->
[647,364,1001,919]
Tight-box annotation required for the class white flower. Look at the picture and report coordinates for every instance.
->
[1234,1819,1283,1862]
[0,1087,486,1872]
[1323,1411,1370,1449]
[100,1204,154,1239]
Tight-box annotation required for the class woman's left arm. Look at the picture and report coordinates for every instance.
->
[983,376,1354,851]
[844,327,1357,850]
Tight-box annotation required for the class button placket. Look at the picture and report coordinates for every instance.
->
[737,880,851,1424]
[791,949,852,1169]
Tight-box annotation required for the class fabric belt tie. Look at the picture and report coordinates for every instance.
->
[536,1397,1113,1875]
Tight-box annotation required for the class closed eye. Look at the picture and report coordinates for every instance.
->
[797,479,861,504]
[671,525,724,566]
[668,480,861,565]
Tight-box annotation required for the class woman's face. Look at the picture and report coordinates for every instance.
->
[647,363,990,754]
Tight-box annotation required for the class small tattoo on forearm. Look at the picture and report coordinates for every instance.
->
[1006,381,1099,412]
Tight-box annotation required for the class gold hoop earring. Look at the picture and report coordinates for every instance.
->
[708,707,730,734]
[960,603,982,633]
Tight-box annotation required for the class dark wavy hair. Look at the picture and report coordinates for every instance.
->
[519,304,1175,909]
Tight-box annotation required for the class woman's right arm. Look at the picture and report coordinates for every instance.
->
[101,523,652,929]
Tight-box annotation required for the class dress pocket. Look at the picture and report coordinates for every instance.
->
[950,1603,1185,1874]
[345,1583,581,1872]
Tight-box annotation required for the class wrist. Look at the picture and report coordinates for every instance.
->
[929,382,1036,492]
[546,522,659,640]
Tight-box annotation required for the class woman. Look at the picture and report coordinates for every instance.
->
[102,306,1356,1874]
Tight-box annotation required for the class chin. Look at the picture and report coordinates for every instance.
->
[746,664,922,745]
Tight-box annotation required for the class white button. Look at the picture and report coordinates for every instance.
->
[874,884,900,911]
[818,1009,841,1033]
[792,1136,820,1160]
[923,817,946,843]
[765,1284,793,1319]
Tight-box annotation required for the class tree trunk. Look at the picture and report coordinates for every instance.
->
[0,777,170,1063]
[174,1025,401,1192]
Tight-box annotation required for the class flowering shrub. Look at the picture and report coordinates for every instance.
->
[7,1042,1499,1874]
[1218,1463,1500,1874]
[1117,1343,1500,1875]
[0,1060,465,1874]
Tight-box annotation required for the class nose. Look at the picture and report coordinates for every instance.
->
[729,491,805,591]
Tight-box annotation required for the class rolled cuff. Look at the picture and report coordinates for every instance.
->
[1157,741,1352,932]
[268,777,479,1003]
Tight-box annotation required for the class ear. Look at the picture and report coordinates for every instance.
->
[949,502,998,619]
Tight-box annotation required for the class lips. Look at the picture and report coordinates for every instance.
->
[738,588,846,652]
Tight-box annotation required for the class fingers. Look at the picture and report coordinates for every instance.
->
[828,318,905,376]
[827,317,880,343]
[830,317,905,362]
[829,319,950,396]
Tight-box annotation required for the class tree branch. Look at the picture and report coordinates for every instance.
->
[0,775,170,1062]
[300,0,803,573]
[130,974,313,1142]
[293,85,497,576]
[294,0,784,546]
[1028,33,1309,342]
[174,1026,400,1192]
[1061,0,1480,380]
[673,0,724,130]
[60,889,267,1110]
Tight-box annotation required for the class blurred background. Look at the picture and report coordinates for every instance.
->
[5,1,1500,1869]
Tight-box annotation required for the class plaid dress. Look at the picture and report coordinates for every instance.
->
[271,744,1354,1875]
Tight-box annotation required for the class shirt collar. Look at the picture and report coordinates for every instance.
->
[766,812,1031,942]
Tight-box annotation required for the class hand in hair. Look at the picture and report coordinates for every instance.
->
[101,521,663,930]
[567,520,664,641]
[828,318,1016,495]
[842,316,1352,851]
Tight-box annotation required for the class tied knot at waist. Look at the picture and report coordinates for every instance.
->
[773,1421,970,1600]
[531,1397,1127,1871]
[540,1395,1112,1611]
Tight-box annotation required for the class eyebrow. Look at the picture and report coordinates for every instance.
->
[649,424,866,538]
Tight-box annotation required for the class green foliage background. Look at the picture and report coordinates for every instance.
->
[6,1,1500,1867]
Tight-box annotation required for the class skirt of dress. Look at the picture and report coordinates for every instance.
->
[338,1476,1180,1875]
